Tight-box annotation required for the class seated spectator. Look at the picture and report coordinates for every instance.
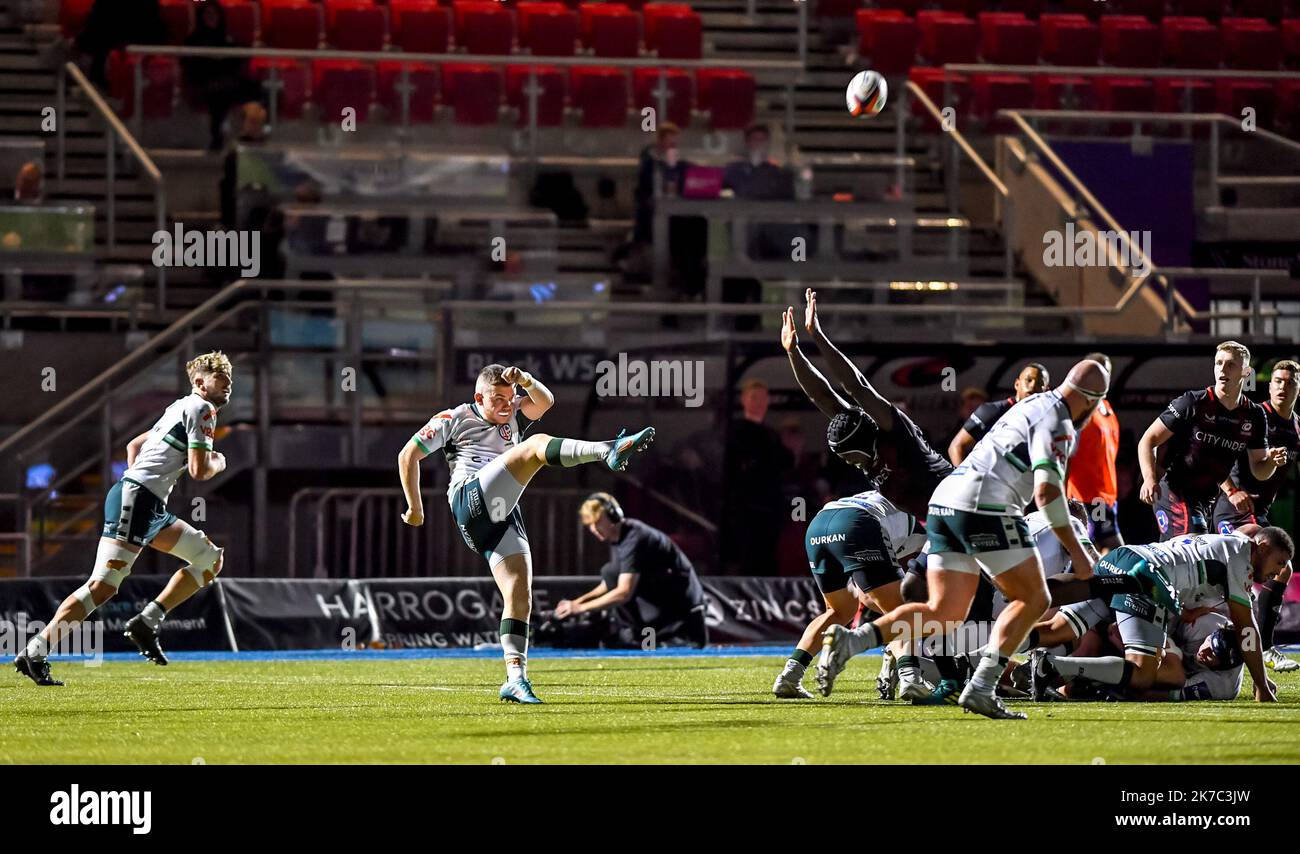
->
[183,1,258,151]
[14,161,44,204]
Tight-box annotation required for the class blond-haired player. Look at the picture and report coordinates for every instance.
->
[399,364,654,703]
[15,352,233,686]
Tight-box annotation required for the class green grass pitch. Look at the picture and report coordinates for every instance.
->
[4,653,1299,764]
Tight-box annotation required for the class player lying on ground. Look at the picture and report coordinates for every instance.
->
[399,363,655,704]
[554,492,708,648]
[818,359,1111,719]
[15,352,233,686]
[1027,524,1293,703]
[773,305,930,699]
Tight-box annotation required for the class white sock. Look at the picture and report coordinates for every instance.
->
[781,659,806,682]
[24,634,49,660]
[897,654,923,685]
[967,648,1007,696]
[547,437,612,467]
[846,622,881,656]
[139,601,167,631]
[501,618,529,681]
[1048,654,1129,686]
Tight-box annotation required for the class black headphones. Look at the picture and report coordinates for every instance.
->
[587,492,624,524]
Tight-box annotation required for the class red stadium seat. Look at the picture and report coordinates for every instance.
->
[251,57,309,118]
[1217,78,1275,126]
[1287,19,1300,67]
[1101,15,1162,67]
[1162,17,1222,68]
[856,10,919,75]
[571,66,629,126]
[585,5,640,57]
[645,5,703,60]
[506,65,567,126]
[313,60,376,122]
[908,66,969,129]
[377,62,438,123]
[442,64,503,124]
[971,73,1033,129]
[454,2,516,55]
[159,0,194,45]
[696,69,755,130]
[1222,18,1283,70]
[1033,75,1094,110]
[1155,78,1217,113]
[979,12,1040,64]
[264,1,324,50]
[219,0,260,46]
[328,2,388,51]
[918,11,979,65]
[633,66,692,127]
[60,0,95,37]
[1093,76,1156,111]
[520,6,580,56]
[108,52,178,118]
[391,1,451,53]
[1041,14,1100,65]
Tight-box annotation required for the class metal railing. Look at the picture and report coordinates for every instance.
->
[56,62,167,310]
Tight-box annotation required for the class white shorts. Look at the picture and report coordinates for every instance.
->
[927,546,1037,577]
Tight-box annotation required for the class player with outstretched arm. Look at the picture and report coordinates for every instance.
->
[398,363,655,704]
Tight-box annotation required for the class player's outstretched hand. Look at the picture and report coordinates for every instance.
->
[1139,477,1159,505]
[1227,489,1254,515]
[803,287,822,335]
[780,306,798,352]
[554,599,574,619]
[401,508,424,527]
[1256,681,1277,702]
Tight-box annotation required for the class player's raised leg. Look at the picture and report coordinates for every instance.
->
[122,519,225,665]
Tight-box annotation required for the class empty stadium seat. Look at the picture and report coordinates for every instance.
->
[219,0,260,46]
[1162,17,1223,68]
[1217,78,1276,125]
[1093,76,1156,111]
[571,66,629,126]
[582,4,640,58]
[328,1,388,51]
[696,69,755,130]
[442,64,503,124]
[856,10,919,74]
[918,11,979,64]
[1222,18,1283,69]
[390,1,451,53]
[108,52,177,119]
[519,5,580,56]
[1101,15,1162,67]
[377,62,438,122]
[644,4,703,60]
[1155,77,1216,115]
[633,66,692,127]
[979,12,1040,64]
[1286,19,1300,66]
[972,73,1033,129]
[908,66,969,129]
[314,60,376,122]
[159,0,193,45]
[1041,14,1100,65]
[506,65,567,126]
[1033,75,1094,110]
[251,57,309,118]
[264,1,324,50]
[455,2,516,55]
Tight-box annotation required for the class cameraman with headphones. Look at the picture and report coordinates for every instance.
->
[553,493,709,648]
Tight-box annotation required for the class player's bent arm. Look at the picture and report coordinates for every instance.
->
[576,573,639,614]
[1246,446,1281,481]
[517,373,555,421]
[948,428,977,466]
[1227,598,1274,702]
[187,447,225,481]
[1137,420,1173,488]
[398,440,429,525]
[125,431,150,466]
[1035,478,1093,578]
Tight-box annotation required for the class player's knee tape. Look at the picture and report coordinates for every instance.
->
[71,584,98,617]
[171,526,223,586]
[89,539,139,589]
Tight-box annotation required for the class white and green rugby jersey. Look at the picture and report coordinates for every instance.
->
[929,390,1077,517]
[411,396,528,502]
[823,490,927,560]
[1125,532,1255,609]
[1025,510,1092,575]
[122,392,217,502]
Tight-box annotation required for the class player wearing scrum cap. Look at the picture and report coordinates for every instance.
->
[399,364,655,704]
[818,360,1111,719]
[773,297,946,700]
[15,352,235,686]
[1138,341,1283,541]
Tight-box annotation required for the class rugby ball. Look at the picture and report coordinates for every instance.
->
[846,69,888,118]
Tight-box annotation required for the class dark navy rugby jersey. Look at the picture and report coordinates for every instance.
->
[1158,387,1267,500]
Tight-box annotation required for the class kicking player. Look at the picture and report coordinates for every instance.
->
[818,359,1109,719]
[1030,524,1293,703]
[398,363,654,704]
[1138,341,1284,541]
[948,361,1050,465]
[15,352,233,686]
[774,303,933,699]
